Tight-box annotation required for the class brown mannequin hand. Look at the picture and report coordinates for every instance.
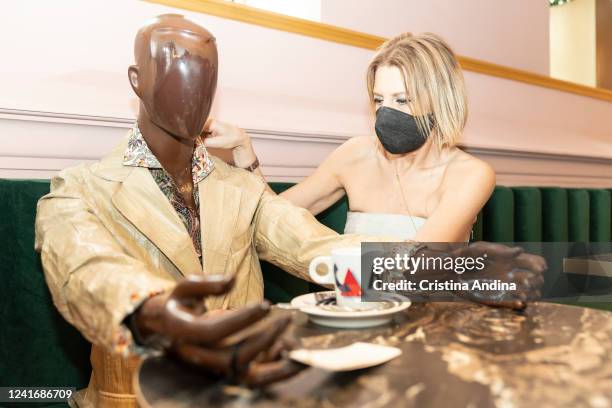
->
[133,275,302,386]
[202,118,256,168]
[170,313,305,385]
[450,242,547,309]
[243,360,306,388]
[235,329,305,388]
[134,275,270,344]
[256,330,299,363]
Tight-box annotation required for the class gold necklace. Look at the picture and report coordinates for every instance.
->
[173,166,193,195]
[178,182,193,195]
[394,165,420,236]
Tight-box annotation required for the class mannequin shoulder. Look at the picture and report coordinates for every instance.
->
[210,156,266,191]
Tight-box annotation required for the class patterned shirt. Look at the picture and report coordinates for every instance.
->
[123,125,214,261]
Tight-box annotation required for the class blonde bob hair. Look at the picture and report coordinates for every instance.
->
[366,32,467,149]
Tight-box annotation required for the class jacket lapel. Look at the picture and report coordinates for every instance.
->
[198,169,242,278]
[111,167,202,276]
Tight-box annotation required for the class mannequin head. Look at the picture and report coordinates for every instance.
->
[129,14,218,141]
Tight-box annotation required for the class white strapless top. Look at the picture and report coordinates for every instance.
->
[344,211,426,240]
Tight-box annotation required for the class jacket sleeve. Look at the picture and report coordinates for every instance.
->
[253,190,405,281]
[34,167,175,356]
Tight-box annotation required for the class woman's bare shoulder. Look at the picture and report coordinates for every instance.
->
[445,149,495,187]
[334,136,376,165]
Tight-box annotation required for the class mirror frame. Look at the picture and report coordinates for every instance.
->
[146,0,612,102]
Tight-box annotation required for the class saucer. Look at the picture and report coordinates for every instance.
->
[290,291,411,328]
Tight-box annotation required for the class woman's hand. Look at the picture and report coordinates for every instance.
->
[132,275,304,387]
[202,119,257,168]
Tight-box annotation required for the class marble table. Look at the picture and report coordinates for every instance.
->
[136,302,612,408]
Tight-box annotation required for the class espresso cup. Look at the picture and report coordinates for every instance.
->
[309,247,376,310]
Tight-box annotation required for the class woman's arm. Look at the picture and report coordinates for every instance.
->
[280,138,366,215]
[280,136,371,215]
[203,119,358,215]
[415,159,495,242]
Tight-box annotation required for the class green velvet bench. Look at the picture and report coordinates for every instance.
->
[1,179,611,400]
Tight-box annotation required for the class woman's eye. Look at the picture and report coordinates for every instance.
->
[374,98,383,105]
[396,98,408,105]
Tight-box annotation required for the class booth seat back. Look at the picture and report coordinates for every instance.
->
[0,179,611,393]
[0,180,91,400]
[477,186,611,243]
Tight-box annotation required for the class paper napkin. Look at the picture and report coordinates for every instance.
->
[289,342,401,371]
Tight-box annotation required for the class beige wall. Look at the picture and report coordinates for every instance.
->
[597,0,612,90]
[322,0,550,76]
[550,0,597,87]
[0,0,611,186]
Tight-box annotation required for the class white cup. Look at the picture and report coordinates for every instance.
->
[309,247,376,310]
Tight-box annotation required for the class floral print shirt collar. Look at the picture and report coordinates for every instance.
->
[122,124,214,184]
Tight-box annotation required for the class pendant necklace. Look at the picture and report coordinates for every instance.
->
[394,163,420,236]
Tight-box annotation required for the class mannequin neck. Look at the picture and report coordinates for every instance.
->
[137,107,196,180]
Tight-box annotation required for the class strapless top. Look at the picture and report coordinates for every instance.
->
[344,211,426,240]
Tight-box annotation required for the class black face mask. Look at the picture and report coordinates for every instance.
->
[374,106,431,154]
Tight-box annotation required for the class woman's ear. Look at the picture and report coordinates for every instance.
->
[128,65,141,97]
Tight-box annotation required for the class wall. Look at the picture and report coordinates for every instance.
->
[232,0,321,21]
[597,0,612,90]
[550,0,597,87]
[1,0,611,187]
[321,0,550,76]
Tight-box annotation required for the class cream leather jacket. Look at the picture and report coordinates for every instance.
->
[34,136,397,407]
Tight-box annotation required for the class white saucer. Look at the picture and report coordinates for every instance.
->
[290,291,411,328]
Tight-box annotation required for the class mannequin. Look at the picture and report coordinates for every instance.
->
[125,14,301,386]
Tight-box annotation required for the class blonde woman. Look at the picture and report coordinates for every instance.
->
[205,33,495,242]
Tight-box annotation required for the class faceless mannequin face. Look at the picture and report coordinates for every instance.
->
[129,14,218,140]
